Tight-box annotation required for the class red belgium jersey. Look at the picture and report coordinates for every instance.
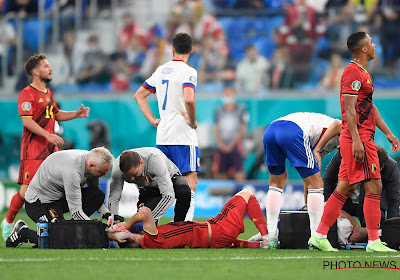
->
[18,85,59,160]
[141,221,209,249]
[340,61,375,142]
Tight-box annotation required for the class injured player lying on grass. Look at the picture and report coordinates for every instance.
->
[108,189,269,249]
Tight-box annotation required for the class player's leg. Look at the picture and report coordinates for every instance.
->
[309,142,359,251]
[237,189,268,241]
[361,141,395,252]
[2,159,41,240]
[183,171,197,221]
[301,172,324,235]
[263,122,289,248]
[171,175,191,222]
[158,145,199,221]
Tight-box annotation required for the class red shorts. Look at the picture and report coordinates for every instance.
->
[17,159,44,185]
[208,196,246,248]
[338,140,380,185]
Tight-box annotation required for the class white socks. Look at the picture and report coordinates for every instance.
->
[266,186,282,239]
[185,191,195,221]
[307,188,324,235]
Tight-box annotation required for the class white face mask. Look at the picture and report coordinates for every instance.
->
[222,97,235,105]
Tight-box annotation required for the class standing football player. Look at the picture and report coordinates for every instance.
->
[134,33,198,221]
[262,112,342,249]
[1,54,90,240]
[309,32,400,252]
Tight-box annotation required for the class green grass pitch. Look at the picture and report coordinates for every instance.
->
[1,213,400,280]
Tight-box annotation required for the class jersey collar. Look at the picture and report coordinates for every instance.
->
[30,83,48,94]
[172,59,185,63]
[350,60,369,73]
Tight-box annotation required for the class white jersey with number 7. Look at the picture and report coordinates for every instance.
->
[143,59,198,146]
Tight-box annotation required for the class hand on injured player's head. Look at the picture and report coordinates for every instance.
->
[107,227,126,243]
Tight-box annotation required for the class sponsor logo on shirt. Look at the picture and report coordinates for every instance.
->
[39,98,44,103]
[367,79,371,84]
[351,80,361,91]
[21,102,31,111]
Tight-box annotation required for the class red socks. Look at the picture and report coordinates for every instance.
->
[247,195,268,236]
[316,190,347,235]
[6,192,24,224]
[364,194,381,241]
[233,239,260,248]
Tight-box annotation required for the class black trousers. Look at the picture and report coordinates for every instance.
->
[25,187,105,223]
[137,175,191,222]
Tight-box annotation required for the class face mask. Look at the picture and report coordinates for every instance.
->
[222,97,235,105]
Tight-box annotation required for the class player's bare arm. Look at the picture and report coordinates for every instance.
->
[313,119,342,168]
[21,117,64,147]
[55,104,90,121]
[134,86,160,127]
[373,104,400,153]
[124,206,157,234]
[343,95,364,162]
[183,87,197,129]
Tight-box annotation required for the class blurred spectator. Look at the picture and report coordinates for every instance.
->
[279,0,324,83]
[320,4,358,59]
[62,30,76,77]
[190,1,228,53]
[188,39,203,70]
[76,35,110,85]
[235,45,269,95]
[87,120,111,150]
[318,52,344,90]
[375,0,400,75]
[268,46,293,89]
[198,35,228,84]
[0,15,17,82]
[139,25,172,80]
[117,13,147,52]
[110,53,130,91]
[325,0,349,15]
[348,0,379,22]
[5,0,38,15]
[212,86,249,181]
[233,0,265,9]
[125,35,146,81]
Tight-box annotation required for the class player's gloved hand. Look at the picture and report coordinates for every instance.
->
[102,213,125,222]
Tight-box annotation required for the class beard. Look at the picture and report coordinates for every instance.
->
[40,76,52,83]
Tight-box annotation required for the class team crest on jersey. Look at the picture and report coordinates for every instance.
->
[351,80,361,91]
[189,76,197,84]
[21,102,31,111]
[371,163,377,173]
[24,171,30,180]
[39,98,44,103]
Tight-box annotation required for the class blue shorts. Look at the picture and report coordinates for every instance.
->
[156,145,200,173]
[263,120,319,178]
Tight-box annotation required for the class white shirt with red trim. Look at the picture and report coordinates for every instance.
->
[277,112,339,158]
[143,60,198,146]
